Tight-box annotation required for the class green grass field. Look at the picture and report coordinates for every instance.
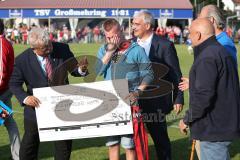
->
[0,44,240,160]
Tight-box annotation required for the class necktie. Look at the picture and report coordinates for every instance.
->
[45,57,53,80]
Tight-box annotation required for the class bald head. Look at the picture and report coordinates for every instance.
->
[191,18,215,36]
[189,18,215,47]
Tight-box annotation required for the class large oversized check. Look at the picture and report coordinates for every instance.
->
[33,79,133,142]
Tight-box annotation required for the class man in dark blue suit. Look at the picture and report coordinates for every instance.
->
[132,10,184,160]
[9,28,88,160]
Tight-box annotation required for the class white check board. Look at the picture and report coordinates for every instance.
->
[33,79,133,142]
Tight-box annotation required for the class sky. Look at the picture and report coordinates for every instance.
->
[222,0,235,11]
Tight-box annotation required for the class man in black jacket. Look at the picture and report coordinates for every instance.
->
[132,10,184,160]
[9,28,88,160]
[179,18,240,160]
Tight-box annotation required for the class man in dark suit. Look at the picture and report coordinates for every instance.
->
[9,28,88,160]
[132,10,184,160]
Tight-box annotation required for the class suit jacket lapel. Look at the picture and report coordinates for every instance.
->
[133,34,159,60]
[49,56,58,70]
[149,34,159,60]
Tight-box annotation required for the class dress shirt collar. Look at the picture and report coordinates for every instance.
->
[36,54,45,62]
[137,33,153,45]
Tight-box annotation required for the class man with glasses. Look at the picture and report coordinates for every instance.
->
[198,4,237,65]
[9,28,88,160]
[132,10,184,160]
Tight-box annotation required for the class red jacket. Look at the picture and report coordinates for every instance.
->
[0,35,14,93]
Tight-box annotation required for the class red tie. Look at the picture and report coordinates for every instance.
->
[45,57,53,80]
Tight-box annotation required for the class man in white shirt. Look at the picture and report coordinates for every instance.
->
[132,10,184,160]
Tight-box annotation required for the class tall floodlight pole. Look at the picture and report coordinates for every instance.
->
[194,0,197,18]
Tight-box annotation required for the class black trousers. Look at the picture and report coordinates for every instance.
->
[20,117,72,160]
[145,120,171,160]
[140,99,172,160]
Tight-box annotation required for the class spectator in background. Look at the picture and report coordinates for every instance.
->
[226,26,233,38]
[82,26,88,43]
[44,25,48,32]
[168,29,175,43]
[173,26,181,44]
[63,25,69,43]
[21,25,28,45]
[123,26,131,39]
[86,26,93,43]
[0,19,21,160]
[57,29,64,42]
[49,32,54,42]
[183,26,189,43]
[186,38,193,54]
[165,26,172,39]
[93,26,100,43]
[155,26,166,37]
[13,28,20,44]
[76,28,82,42]
[6,27,13,42]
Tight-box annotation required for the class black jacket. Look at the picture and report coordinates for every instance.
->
[138,34,184,114]
[9,42,82,120]
[183,36,240,141]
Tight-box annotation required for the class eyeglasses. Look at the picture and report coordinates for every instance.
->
[205,16,213,19]
[32,43,52,52]
[131,23,141,27]
[198,15,214,20]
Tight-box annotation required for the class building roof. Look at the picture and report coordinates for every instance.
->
[0,0,193,9]
[233,0,240,3]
